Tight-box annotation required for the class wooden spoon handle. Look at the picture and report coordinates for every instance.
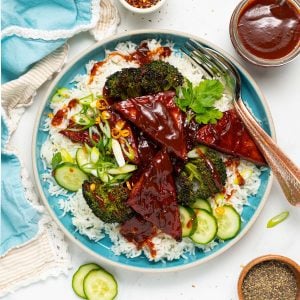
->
[234,99,300,206]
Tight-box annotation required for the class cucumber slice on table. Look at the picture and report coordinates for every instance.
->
[53,163,88,192]
[72,263,100,299]
[191,198,212,213]
[190,209,217,244]
[179,206,197,237]
[83,269,118,300]
[214,205,241,240]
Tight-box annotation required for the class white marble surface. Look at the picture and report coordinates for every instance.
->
[7,0,300,299]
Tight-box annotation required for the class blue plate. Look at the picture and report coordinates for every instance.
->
[33,30,274,272]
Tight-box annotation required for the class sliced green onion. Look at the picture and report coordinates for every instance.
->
[97,170,113,183]
[119,137,135,161]
[108,173,132,185]
[79,94,94,105]
[267,211,289,228]
[90,147,100,163]
[90,100,98,108]
[112,139,125,167]
[72,114,93,126]
[51,88,70,103]
[57,88,69,97]
[99,120,111,138]
[107,164,137,175]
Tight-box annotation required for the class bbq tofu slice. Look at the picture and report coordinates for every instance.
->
[114,91,187,159]
[127,149,182,241]
[196,109,266,165]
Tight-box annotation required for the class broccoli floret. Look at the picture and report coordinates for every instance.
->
[82,177,133,223]
[176,149,227,205]
[104,61,184,100]
[105,68,142,100]
[204,148,227,186]
[175,171,200,206]
[140,61,184,95]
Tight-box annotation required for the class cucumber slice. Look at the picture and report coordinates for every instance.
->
[107,164,137,175]
[72,263,100,299]
[179,206,197,237]
[214,205,241,240]
[190,209,217,244]
[83,269,118,300]
[191,198,212,213]
[53,163,88,192]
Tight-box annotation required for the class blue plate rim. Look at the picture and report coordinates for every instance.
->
[32,29,275,273]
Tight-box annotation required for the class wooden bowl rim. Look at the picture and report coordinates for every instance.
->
[237,254,300,300]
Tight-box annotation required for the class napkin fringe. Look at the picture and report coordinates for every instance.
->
[90,0,120,41]
[1,111,71,297]
[0,226,71,298]
[1,0,101,40]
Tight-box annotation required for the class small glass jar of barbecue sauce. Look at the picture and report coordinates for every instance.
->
[230,0,300,66]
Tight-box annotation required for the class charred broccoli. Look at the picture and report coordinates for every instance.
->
[104,61,184,100]
[82,177,133,223]
[140,60,184,95]
[176,148,227,206]
[104,68,142,100]
[175,170,200,206]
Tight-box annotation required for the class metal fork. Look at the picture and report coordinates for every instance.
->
[181,40,300,206]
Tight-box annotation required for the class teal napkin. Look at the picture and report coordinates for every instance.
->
[1,0,99,255]
[1,116,42,255]
[1,0,98,83]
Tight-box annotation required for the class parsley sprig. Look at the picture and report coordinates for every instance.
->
[176,79,224,124]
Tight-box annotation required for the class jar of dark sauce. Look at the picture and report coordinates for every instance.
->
[230,0,300,66]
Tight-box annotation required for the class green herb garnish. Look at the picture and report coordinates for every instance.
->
[176,79,224,124]
[51,152,62,169]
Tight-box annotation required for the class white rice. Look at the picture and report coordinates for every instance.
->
[41,40,261,261]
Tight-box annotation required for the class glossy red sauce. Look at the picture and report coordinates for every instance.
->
[67,99,78,109]
[51,108,67,126]
[114,91,187,160]
[120,215,157,256]
[237,0,300,59]
[196,109,266,165]
[89,42,172,84]
[60,128,100,146]
[184,118,202,151]
[51,99,78,126]
[127,149,182,241]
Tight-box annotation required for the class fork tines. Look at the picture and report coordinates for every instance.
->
[181,40,227,79]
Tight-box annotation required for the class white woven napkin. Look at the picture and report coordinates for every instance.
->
[0,0,120,296]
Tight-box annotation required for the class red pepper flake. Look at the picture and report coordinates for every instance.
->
[126,0,160,9]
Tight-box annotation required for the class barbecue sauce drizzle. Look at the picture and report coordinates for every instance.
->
[89,42,172,84]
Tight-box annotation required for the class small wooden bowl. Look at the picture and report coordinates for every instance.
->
[237,255,300,300]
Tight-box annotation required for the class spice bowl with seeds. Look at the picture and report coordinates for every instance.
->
[118,0,167,14]
[237,255,300,300]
